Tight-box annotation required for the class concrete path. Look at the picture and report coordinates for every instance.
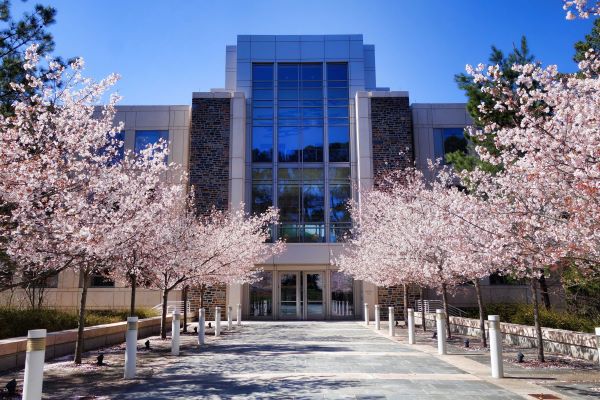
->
[115,321,523,399]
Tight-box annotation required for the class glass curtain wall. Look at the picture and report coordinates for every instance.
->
[251,62,352,242]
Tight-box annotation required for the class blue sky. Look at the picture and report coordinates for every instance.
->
[16,1,595,104]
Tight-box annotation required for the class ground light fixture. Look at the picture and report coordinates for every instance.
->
[5,378,16,395]
[194,326,198,333]
[96,353,104,366]
[145,340,151,350]
[464,339,470,348]
[517,351,525,363]
[432,331,437,339]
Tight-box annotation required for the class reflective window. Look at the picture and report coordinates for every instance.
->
[252,64,274,162]
[278,126,300,162]
[252,168,272,215]
[134,130,169,159]
[433,128,468,163]
[327,63,348,81]
[329,125,350,162]
[330,166,352,243]
[302,126,323,162]
[249,271,273,317]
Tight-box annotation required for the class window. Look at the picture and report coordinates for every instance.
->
[91,274,115,288]
[433,128,468,163]
[329,167,352,242]
[250,62,352,242]
[251,168,273,215]
[278,168,325,243]
[134,130,169,159]
[252,64,274,162]
[327,63,349,162]
[101,131,125,165]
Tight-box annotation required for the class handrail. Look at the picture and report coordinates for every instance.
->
[414,300,466,317]
[152,300,191,315]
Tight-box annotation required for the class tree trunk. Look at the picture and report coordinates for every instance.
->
[182,285,188,333]
[530,277,545,362]
[441,283,452,339]
[474,279,487,348]
[538,274,551,310]
[74,268,90,365]
[160,288,169,339]
[402,283,409,327]
[420,286,426,332]
[129,273,137,317]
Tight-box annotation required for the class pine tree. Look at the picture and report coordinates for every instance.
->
[574,18,600,63]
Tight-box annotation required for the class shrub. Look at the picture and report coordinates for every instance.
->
[461,303,597,333]
[0,308,159,339]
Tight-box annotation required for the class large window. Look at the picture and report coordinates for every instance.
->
[252,64,274,162]
[135,130,169,154]
[250,62,352,243]
[327,63,350,162]
[277,63,324,162]
[433,128,468,163]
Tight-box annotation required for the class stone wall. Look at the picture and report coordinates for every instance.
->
[189,284,227,321]
[416,312,600,363]
[370,96,413,185]
[189,97,231,214]
[377,284,420,321]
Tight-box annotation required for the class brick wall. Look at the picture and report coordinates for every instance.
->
[189,284,227,321]
[370,96,414,185]
[189,97,231,215]
[377,284,420,321]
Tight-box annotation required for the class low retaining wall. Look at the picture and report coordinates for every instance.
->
[0,315,175,372]
[415,312,599,362]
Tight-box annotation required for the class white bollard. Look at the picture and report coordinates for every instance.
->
[364,303,369,325]
[215,306,221,336]
[436,309,447,355]
[198,308,205,345]
[488,315,504,378]
[171,310,180,356]
[375,305,381,330]
[124,317,138,379]
[237,303,242,326]
[596,328,600,366]
[388,307,395,337]
[227,306,233,330]
[23,329,46,400]
[408,308,415,344]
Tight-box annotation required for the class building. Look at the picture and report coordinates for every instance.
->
[2,34,544,317]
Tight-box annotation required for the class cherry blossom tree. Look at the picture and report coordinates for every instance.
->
[0,45,177,364]
[148,194,282,339]
[564,0,600,19]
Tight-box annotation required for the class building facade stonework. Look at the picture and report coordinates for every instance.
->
[189,97,231,214]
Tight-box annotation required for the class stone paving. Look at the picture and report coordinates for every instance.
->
[2,320,597,399]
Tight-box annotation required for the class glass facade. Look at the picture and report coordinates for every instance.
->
[134,130,169,154]
[251,62,352,243]
[433,128,468,163]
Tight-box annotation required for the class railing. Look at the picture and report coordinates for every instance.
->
[152,300,191,315]
[414,300,466,317]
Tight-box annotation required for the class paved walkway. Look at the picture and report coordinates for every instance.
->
[114,321,523,399]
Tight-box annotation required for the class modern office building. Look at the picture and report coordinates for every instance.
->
[3,34,542,318]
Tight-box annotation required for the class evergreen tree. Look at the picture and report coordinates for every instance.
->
[447,36,536,174]
[0,0,59,116]
[574,18,600,63]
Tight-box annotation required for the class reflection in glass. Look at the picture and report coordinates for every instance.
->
[303,184,324,222]
[306,273,324,316]
[327,63,348,81]
[135,130,169,154]
[331,271,354,317]
[329,125,350,162]
[302,126,323,162]
[280,273,299,317]
[278,184,300,222]
[278,127,300,162]
[252,126,273,162]
[249,271,273,317]
[330,184,351,222]
[304,224,325,243]
[252,184,272,215]
[253,64,273,81]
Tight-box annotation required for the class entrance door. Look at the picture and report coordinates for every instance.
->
[304,272,324,319]
[279,271,325,320]
[279,272,301,319]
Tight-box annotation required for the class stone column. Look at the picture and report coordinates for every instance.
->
[388,306,395,337]
[436,309,446,355]
[23,329,46,400]
[375,304,380,330]
[407,308,415,345]
[124,317,138,379]
[489,315,504,378]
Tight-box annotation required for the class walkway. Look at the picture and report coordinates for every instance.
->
[115,321,522,399]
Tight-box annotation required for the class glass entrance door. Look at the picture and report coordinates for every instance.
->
[304,272,324,319]
[280,272,301,318]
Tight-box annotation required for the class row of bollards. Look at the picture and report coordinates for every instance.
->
[365,304,505,379]
[19,303,244,399]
